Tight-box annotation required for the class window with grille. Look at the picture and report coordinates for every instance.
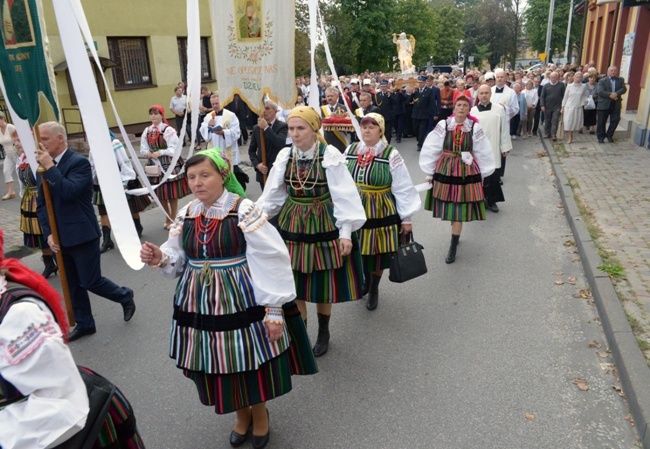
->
[177,37,214,83]
[107,37,153,89]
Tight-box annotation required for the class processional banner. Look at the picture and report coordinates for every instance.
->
[210,0,296,113]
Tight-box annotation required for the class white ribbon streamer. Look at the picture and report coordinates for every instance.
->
[53,0,143,269]
[0,75,38,175]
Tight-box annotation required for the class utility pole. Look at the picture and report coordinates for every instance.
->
[514,0,519,69]
[544,0,555,63]
[564,0,575,64]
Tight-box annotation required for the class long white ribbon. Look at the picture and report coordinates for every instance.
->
[53,0,143,269]
[317,9,361,139]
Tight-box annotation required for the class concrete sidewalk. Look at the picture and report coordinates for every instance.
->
[543,132,650,447]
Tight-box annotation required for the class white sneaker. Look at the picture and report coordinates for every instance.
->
[511,135,517,140]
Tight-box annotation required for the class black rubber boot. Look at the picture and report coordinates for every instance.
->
[445,234,460,264]
[133,217,143,238]
[312,313,331,357]
[361,266,370,297]
[366,274,382,310]
[100,226,115,253]
[42,255,58,279]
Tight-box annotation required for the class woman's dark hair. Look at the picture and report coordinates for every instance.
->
[360,116,380,128]
[443,81,450,87]
[148,107,162,115]
[185,153,219,172]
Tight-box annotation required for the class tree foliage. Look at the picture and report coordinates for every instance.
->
[523,0,583,62]
[461,0,517,69]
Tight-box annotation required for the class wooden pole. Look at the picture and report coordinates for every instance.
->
[260,99,268,184]
[260,126,268,184]
[34,125,75,326]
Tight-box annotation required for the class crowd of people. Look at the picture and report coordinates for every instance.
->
[0,59,627,449]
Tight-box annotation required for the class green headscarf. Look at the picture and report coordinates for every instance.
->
[197,147,247,198]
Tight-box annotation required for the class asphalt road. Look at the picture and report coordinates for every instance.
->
[9,136,639,448]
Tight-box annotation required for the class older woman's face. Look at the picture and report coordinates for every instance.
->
[453,99,470,120]
[187,158,224,206]
[361,121,382,146]
[288,117,316,150]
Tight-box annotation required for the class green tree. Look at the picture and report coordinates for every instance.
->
[523,0,583,62]
[294,0,311,75]
[320,0,398,73]
[431,5,464,64]
[461,0,516,68]
[391,0,440,70]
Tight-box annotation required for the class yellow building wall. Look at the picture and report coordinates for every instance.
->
[39,0,218,129]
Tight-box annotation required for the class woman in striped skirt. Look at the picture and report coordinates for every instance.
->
[92,131,151,252]
[140,105,189,229]
[344,113,421,310]
[419,95,495,264]
[140,149,315,449]
[13,133,57,278]
[258,106,366,357]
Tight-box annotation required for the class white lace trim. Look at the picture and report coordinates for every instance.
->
[0,274,7,296]
[294,142,318,160]
[186,191,240,219]
[322,145,346,168]
[357,140,387,156]
[445,117,474,133]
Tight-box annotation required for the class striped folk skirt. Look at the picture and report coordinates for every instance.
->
[20,187,46,249]
[357,184,400,272]
[146,155,190,200]
[425,151,486,222]
[93,180,152,215]
[171,257,316,414]
[278,195,364,304]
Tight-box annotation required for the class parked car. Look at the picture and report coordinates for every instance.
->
[526,62,544,73]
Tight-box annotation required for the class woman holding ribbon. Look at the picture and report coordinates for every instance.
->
[419,95,495,264]
[257,106,366,357]
[343,113,420,310]
[140,148,316,449]
[140,105,189,229]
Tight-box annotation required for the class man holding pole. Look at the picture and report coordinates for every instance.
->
[248,98,288,190]
[35,122,135,342]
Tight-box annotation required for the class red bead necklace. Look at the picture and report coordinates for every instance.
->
[194,215,221,245]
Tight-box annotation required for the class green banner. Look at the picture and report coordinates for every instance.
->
[0,0,58,125]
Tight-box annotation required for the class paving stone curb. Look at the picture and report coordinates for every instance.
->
[543,137,650,447]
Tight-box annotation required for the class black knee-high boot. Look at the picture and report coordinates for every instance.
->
[42,255,58,279]
[361,266,370,297]
[366,274,382,310]
[100,226,115,253]
[313,313,331,357]
[445,234,460,264]
[133,217,143,238]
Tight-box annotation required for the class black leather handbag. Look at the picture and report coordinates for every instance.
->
[54,367,115,449]
[389,232,427,283]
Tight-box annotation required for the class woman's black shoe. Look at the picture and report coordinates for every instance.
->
[229,429,248,448]
[445,234,460,264]
[252,410,270,449]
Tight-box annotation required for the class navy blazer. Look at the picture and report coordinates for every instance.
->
[248,120,289,183]
[37,149,101,247]
[428,86,441,118]
[411,87,432,120]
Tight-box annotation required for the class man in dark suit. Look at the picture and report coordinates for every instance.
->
[411,75,432,151]
[248,99,288,190]
[596,66,627,143]
[373,80,397,144]
[426,75,441,133]
[36,122,135,342]
[321,87,349,152]
[355,92,381,120]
